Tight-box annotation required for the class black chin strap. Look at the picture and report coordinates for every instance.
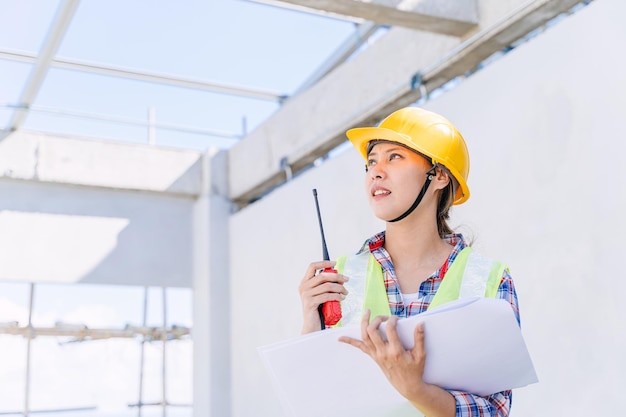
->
[387,164,437,223]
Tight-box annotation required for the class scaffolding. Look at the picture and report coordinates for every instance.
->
[0,284,192,417]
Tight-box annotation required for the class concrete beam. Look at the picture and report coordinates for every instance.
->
[228,27,459,205]
[0,131,203,196]
[294,22,380,95]
[228,0,589,206]
[252,0,479,36]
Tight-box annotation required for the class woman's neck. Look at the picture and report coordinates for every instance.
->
[383,212,453,292]
[384,213,445,258]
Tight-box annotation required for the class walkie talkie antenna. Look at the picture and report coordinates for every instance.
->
[312,189,330,261]
[312,188,330,330]
[311,189,343,329]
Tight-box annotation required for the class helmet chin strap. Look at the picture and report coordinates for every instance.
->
[387,164,438,223]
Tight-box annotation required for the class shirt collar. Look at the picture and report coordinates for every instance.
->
[358,231,468,254]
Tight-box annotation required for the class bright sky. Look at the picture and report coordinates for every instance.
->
[0,1,358,415]
[0,0,357,150]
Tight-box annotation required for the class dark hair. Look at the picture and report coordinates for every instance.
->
[436,176,455,237]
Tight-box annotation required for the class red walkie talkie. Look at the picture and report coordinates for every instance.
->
[312,189,342,329]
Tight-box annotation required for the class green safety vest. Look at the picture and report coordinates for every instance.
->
[334,246,507,327]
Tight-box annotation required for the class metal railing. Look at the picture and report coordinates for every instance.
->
[0,103,245,147]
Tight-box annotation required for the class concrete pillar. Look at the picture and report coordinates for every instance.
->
[193,149,232,417]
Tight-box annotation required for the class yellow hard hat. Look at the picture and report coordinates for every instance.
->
[346,107,470,205]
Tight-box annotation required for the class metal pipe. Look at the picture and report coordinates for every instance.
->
[0,103,242,140]
[24,283,35,417]
[148,107,156,145]
[8,0,80,131]
[138,287,149,417]
[0,48,286,103]
[0,323,190,340]
[161,287,167,417]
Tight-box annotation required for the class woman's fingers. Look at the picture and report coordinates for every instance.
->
[364,315,390,351]
[359,309,372,342]
[298,260,348,334]
[412,321,426,363]
[384,316,402,346]
[308,279,348,297]
[299,262,348,306]
[337,335,366,353]
[299,260,336,285]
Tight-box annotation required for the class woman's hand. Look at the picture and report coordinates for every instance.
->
[298,260,348,334]
[338,311,455,416]
[338,310,428,399]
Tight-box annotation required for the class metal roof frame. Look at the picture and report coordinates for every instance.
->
[7,0,80,131]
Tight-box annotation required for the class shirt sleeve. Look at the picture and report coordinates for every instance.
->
[496,268,520,326]
[447,390,512,417]
[446,269,520,416]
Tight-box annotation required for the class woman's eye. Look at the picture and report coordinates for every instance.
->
[389,153,402,160]
[367,159,376,167]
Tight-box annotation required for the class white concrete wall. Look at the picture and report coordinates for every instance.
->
[229,0,625,415]
[0,133,202,287]
[230,150,383,417]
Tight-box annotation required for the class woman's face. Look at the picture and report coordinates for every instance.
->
[365,141,432,221]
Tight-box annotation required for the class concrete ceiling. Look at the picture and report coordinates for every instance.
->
[0,0,592,207]
[249,0,480,36]
[229,0,591,206]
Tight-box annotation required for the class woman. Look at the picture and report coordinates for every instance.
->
[298,107,519,417]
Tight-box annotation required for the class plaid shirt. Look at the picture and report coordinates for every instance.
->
[357,231,520,417]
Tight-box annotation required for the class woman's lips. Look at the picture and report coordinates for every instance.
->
[371,186,391,198]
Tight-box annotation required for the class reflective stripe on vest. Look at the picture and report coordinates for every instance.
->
[334,247,507,327]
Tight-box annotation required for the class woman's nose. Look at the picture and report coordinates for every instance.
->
[368,162,385,179]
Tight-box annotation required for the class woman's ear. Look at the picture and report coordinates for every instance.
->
[431,166,451,191]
